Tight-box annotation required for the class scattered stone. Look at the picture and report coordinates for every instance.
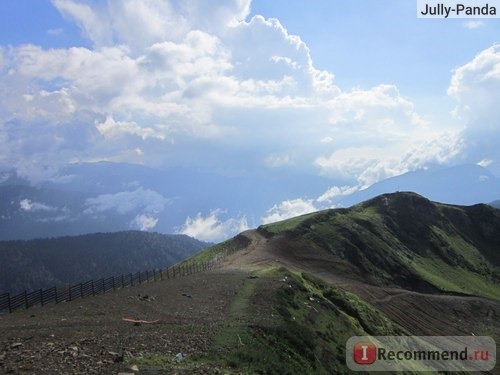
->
[130,364,139,372]
[69,346,78,352]
[10,343,22,349]
[175,352,185,361]
[181,293,192,298]
[247,275,258,279]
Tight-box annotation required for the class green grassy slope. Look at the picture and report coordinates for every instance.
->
[260,192,500,300]
[129,267,410,374]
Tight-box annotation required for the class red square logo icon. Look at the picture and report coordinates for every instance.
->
[353,342,377,365]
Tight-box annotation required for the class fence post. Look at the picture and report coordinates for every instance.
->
[102,278,105,293]
[79,283,83,299]
[130,273,134,286]
[161,268,165,280]
[121,274,125,288]
[112,276,116,290]
[23,290,28,309]
[7,293,12,313]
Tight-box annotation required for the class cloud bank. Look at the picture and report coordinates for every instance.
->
[0,0,478,185]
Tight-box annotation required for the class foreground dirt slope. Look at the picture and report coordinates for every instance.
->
[0,270,251,374]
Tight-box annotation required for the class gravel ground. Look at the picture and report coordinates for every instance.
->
[0,269,250,374]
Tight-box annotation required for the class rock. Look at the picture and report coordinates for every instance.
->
[69,346,78,352]
[130,364,139,372]
[175,352,185,361]
[10,343,22,349]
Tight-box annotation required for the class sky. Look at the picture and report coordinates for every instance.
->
[0,0,499,240]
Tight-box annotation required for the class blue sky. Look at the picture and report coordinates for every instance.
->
[0,0,499,240]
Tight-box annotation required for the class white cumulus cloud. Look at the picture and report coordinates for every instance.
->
[261,198,317,225]
[1,0,495,189]
[448,44,500,174]
[178,209,248,242]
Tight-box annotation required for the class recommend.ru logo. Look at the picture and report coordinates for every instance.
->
[346,336,496,372]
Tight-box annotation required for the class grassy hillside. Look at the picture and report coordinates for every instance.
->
[0,231,209,293]
[259,192,500,300]
[199,192,500,300]
[125,266,408,374]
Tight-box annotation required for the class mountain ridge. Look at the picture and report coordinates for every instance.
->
[258,192,500,299]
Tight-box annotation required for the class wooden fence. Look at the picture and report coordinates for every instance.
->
[0,259,220,314]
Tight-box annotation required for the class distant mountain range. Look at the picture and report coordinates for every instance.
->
[0,162,498,241]
[0,231,209,294]
[0,162,333,240]
[335,163,500,207]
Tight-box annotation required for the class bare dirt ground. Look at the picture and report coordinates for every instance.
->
[0,270,251,374]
